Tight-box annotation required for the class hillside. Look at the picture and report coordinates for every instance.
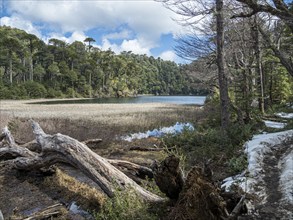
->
[0,26,208,99]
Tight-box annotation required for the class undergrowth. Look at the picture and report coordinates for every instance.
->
[162,122,256,176]
[94,189,160,220]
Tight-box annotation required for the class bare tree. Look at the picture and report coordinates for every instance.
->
[159,0,231,128]
[233,0,293,32]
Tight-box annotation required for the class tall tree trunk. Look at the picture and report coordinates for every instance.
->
[9,54,13,84]
[216,0,230,129]
[89,71,92,98]
[29,55,34,81]
[252,17,265,114]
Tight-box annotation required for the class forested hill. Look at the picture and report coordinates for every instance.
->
[0,26,207,99]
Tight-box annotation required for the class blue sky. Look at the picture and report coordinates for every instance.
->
[0,0,186,62]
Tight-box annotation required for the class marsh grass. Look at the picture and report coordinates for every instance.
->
[1,100,202,146]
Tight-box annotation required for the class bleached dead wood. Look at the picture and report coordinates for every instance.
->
[9,203,63,220]
[0,121,163,202]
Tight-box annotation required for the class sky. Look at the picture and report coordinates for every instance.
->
[0,0,187,63]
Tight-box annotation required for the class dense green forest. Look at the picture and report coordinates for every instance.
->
[0,26,207,99]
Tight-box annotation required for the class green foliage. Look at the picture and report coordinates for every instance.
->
[46,88,64,98]
[203,90,221,127]
[163,122,255,172]
[0,26,205,99]
[23,81,47,98]
[94,189,158,220]
[228,155,247,173]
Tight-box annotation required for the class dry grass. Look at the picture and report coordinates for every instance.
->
[43,168,106,212]
[0,99,201,125]
[0,99,203,146]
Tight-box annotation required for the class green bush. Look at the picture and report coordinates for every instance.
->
[228,155,247,174]
[46,87,64,98]
[162,122,255,171]
[23,81,47,98]
[65,88,76,98]
[0,84,27,99]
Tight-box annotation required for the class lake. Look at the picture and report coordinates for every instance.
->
[32,96,206,105]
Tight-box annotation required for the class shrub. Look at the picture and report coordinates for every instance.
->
[94,189,158,220]
[46,87,64,98]
[65,88,76,98]
[162,122,255,173]
[228,155,247,174]
[0,84,27,99]
[23,81,47,98]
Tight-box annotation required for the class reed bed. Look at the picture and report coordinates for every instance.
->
[0,99,203,144]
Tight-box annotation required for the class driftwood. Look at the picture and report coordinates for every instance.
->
[108,159,154,179]
[0,121,163,202]
[10,203,64,220]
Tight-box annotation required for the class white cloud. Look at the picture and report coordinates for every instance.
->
[120,39,150,55]
[68,31,88,43]
[0,15,42,37]
[7,0,182,44]
[42,31,88,44]
[103,30,132,40]
[159,50,177,62]
[3,1,194,60]
[100,39,121,53]
[100,38,150,55]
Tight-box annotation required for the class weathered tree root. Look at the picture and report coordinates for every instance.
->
[0,120,163,202]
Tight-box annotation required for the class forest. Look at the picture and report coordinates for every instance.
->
[0,26,208,99]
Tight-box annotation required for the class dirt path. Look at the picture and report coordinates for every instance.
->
[252,137,293,219]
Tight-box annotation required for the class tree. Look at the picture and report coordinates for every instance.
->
[216,0,230,128]
[1,37,22,84]
[23,33,39,81]
[160,0,231,128]
[234,0,293,32]
[84,37,96,52]
[34,64,46,82]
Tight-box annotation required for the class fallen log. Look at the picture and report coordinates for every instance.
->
[10,203,64,220]
[108,159,154,179]
[0,121,163,202]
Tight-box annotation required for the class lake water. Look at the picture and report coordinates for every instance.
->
[32,96,206,105]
